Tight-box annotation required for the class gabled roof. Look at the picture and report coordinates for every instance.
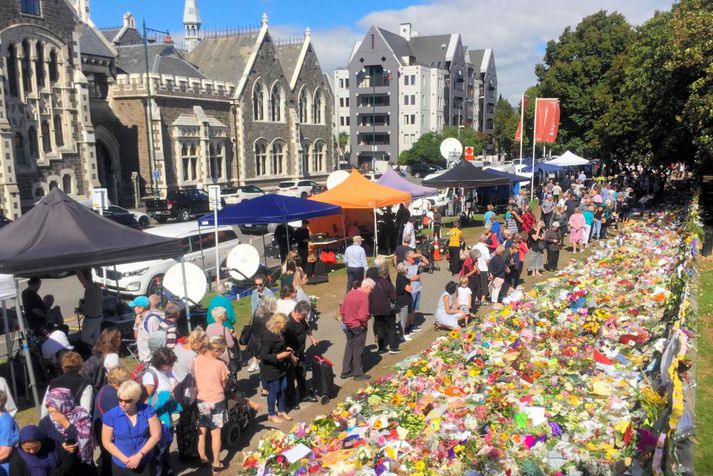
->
[79,24,116,58]
[117,43,206,79]
[100,28,121,43]
[275,43,303,86]
[185,33,260,84]
[99,25,143,46]
[468,49,485,71]
[409,34,453,67]
[376,27,414,63]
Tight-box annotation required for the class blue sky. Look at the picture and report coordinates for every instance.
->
[91,0,674,103]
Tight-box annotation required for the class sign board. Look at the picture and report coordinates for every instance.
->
[91,188,108,213]
[464,146,475,160]
[208,185,221,211]
[152,169,161,180]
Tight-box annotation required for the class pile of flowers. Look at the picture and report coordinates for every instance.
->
[240,211,696,475]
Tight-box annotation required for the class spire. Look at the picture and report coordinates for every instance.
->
[183,0,202,51]
[262,13,269,26]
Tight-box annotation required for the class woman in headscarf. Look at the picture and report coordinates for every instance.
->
[38,387,95,470]
[9,425,72,476]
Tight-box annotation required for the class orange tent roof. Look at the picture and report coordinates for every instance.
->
[310,170,411,209]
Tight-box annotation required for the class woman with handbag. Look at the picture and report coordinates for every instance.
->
[259,314,295,424]
[545,222,562,271]
[248,297,277,396]
[369,262,400,354]
[488,245,507,309]
[527,221,546,276]
[173,328,207,463]
[394,263,413,343]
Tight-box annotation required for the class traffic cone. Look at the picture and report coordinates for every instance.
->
[433,237,442,261]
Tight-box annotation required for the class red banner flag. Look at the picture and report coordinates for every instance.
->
[534,98,560,143]
[514,95,528,142]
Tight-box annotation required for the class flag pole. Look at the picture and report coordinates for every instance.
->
[530,98,538,201]
[519,93,525,162]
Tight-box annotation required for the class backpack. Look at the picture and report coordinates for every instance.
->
[131,363,159,401]
[79,354,106,391]
[143,312,167,351]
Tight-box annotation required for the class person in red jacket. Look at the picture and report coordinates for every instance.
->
[340,278,375,381]
[520,206,536,234]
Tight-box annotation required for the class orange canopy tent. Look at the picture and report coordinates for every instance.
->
[310,170,411,255]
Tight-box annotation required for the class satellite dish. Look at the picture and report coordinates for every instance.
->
[411,198,432,214]
[440,137,463,161]
[326,170,350,190]
[226,244,260,280]
[163,262,207,304]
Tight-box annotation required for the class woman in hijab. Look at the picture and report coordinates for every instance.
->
[9,425,73,476]
[38,388,94,470]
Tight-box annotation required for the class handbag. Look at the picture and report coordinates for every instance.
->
[238,315,254,346]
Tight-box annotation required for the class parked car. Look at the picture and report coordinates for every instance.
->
[222,185,266,205]
[276,180,320,199]
[92,222,241,296]
[363,172,383,181]
[144,189,224,223]
[107,205,151,228]
[308,184,327,196]
[99,208,141,230]
[410,163,439,178]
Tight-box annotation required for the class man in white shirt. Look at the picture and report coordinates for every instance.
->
[402,218,416,248]
[344,236,369,291]
[473,235,491,304]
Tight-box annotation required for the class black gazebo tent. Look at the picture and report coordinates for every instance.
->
[0,187,183,275]
[0,187,183,410]
[422,160,512,188]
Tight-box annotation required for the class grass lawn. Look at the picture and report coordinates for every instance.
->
[695,256,713,473]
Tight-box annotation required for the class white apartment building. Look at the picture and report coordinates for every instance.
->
[333,69,351,137]
[398,65,444,153]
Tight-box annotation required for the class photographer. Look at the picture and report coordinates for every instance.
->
[259,314,295,424]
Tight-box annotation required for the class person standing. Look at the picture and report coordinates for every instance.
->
[473,235,491,305]
[488,246,507,308]
[21,277,50,334]
[41,352,93,418]
[294,221,311,269]
[339,279,375,381]
[545,222,562,271]
[369,262,399,355]
[404,250,428,335]
[344,236,369,292]
[76,269,103,346]
[447,221,463,275]
[206,284,235,329]
[395,204,410,245]
[259,314,294,424]
[432,207,443,240]
[568,207,586,253]
[0,390,18,476]
[527,221,546,276]
[394,263,412,343]
[402,217,416,249]
[93,367,131,476]
[274,223,293,264]
[284,302,318,409]
[39,388,95,471]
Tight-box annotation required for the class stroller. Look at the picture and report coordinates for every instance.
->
[418,236,440,274]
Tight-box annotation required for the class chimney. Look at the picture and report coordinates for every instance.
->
[400,23,412,41]
[163,34,174,44]
[123,12,136,29]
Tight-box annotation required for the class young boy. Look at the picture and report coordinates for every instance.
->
[457,276,473,325]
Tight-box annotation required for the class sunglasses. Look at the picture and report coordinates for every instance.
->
[118,398,134,404]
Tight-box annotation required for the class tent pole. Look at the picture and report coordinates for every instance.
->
[14,278,40,413]
[180,257,192,333]
[113,265,120,300]
[285,223,290,262]
[530,99,538,202]
[213,207,220,289]
[373,208,378,258]
[341,213,347,251]
[1,300,18,404]
[261,234,267,269]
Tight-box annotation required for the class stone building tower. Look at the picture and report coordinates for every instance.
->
[183,0,202,52]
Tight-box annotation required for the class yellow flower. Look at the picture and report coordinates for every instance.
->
[449,330,459,339]
[421,366,429,373]
[453,444,464,453]
[406,370,414,378]
[465,332,476,342]
[468,369,477,377]
[415,461,426,471]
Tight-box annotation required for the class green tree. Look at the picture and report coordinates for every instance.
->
[535,11,636,157]
[399,127,484,166]
[493,96,519,159]
[338,132,349,151]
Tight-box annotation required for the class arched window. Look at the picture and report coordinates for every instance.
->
[48,50,58,83]
[312,89,323,125]
[62,174,72,194]
[13,133,26,165]
[252,81,265,121]
[270,141,284,175]
[28,127,38,159]
[181,143,198,181]
[301,141,310,175]
[53,115,63,146]
[35,42,44,89]
[312,141,325,172]
[7,44,18,97]
[270,84,282,122]
[298,88,309,123]
[209,143,224,181]
[21,40,32,93]
[254,141,267,176]
[41,120,51,152]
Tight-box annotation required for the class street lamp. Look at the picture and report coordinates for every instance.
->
[143,20,169,197]
[456,98,474,137]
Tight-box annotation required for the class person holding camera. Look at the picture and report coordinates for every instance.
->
[259,313,296,424]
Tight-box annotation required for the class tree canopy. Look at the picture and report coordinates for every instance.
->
[399,126,483,166]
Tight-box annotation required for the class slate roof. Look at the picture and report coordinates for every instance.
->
[185,34,259,83]
[409,34,452,67]
[274,43,303,81]
[116,43,206,79]
[99,28,120,43]
[376,27,414,63]
[469,49,485,72]
[99,26,143,46]
[79,24,114,58]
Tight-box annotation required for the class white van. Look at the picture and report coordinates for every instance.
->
[92,222,241,296]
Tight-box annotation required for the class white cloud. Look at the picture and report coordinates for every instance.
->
[297,0,673,103]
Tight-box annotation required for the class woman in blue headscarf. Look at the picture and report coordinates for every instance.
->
[9,425,75,476]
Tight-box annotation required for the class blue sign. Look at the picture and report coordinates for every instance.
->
[152,169,160,180]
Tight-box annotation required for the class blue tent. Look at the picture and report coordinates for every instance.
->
[198,193,341,226]
[522,162,563,173]
[485,168,530,183]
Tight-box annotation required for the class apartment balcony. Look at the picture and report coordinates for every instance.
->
[355,124,391,134]
[355,104,391,114]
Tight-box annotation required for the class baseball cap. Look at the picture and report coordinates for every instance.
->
[128,296,150,308]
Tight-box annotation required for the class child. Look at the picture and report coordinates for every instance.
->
[457,276,473,325]
[483,204,495,227]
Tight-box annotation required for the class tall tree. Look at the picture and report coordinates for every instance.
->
[535,11,636,157]
[399,127,484,166]
[493,96,519,159]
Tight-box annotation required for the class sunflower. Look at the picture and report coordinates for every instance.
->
[465,331,476,342]
[449,329,460,339]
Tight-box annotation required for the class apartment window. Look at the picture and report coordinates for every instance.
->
[339,97,345,108]
[411,114,416,125]
[410,95,415,105]
[403,95,408,106]
[403,114,409,125]
[270,141,285,175]
[346,117,350,126]
[345,98,349,107]
[340,117,345,126]
[254,141,267,176]
[410,74,415,85]
[339,79,344,88]
[404,75,410,86]
[13,132,26,165]
[181,143,198,181]
[20,0,41,16]
[345,79,349,88]
[28,126,38,159]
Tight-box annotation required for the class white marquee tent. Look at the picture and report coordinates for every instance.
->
[546,150,589,167]
[0,274,14,300]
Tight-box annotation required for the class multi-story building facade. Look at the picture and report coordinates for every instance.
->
[333,68,350,137]
[468,48,497,153]
[344,22,495,167]
[0,0,336,217]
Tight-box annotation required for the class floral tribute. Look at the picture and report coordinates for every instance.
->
[240,211,696,475]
